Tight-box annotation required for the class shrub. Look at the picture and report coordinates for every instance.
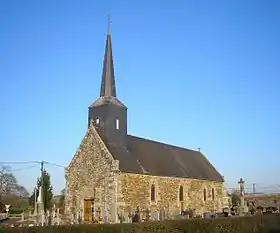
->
[4,214,280,233]
[8,210,23,215]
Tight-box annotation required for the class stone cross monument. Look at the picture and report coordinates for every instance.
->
[238,178,245,205]
[238,178,248,213]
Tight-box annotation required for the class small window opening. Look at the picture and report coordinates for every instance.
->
[151,184,155,201]
[179,185,184,201]
[116,119,119,130]
[212,188,215,200]
[203,188,207,201]
[96,118,100,124]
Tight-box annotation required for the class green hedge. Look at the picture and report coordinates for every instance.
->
[8,210,23,215]
[3,214,280,233]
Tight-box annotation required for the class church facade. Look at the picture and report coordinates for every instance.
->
[64,26,227,223]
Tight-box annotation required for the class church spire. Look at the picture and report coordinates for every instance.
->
[100,15,116,97]
[88,17,127,146]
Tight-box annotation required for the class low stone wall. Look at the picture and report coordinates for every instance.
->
[246,195,280,208]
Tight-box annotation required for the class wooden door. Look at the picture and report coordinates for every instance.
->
[84,199,93,222]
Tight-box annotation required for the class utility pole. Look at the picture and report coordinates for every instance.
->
[40,160,44,214]
[252,183,256,194]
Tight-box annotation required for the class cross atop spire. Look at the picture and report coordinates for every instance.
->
[100,16,116,97]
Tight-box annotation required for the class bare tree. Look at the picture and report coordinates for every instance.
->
[14,185,29,198]
[0,166,18,200]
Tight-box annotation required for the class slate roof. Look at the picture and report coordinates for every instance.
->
[106,135,224,182]
[90,96,126,108]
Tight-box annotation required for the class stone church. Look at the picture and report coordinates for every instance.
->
[64,25,227,223]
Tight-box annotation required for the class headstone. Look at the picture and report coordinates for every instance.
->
[171,209,181,219]
[57,211,61,225]
[122,211,128,223]
[159,208,165,220]
[151,211,159,221]
[132,207,140,223]
[47,210,51,225]
[127,213,132,223]
[103,209,108,223]
[41,210,45,226]
[71,213,75,224]
[166,206,170,219]
[52,209,56,225]
[126,206,132,223]
[119,209,125,223]
[145,208,150,221]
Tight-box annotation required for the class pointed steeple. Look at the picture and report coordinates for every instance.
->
[88,16,127,146]
[100,15,116,97]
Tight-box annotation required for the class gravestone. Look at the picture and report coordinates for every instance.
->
[132,207,140,223]
[170,209,181,219]
[150,211,159,221]
[51,208,56,225]
[40,210,45,226]
[57,208,61,225]
[159,208,165,220]
[144,208,151,221]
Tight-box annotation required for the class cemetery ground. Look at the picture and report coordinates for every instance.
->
[2,166,280,232]
[1,214,280,233]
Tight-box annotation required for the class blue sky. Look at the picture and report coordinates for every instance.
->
[1,0,279,195]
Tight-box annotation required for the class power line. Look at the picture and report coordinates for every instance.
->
[10,165,38,172]
[0,160,66,168]
[0,161,40,164]
[44,161,66,168]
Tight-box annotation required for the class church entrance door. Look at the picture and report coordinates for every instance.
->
[84,198,94,222]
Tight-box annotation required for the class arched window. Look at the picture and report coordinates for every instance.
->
[151,184,155,201]
[203,188,207,201]
[179,185,184,201]
[212,188,215,200]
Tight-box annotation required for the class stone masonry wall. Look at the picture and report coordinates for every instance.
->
[65,121,119,222]
[118,173,226,217]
